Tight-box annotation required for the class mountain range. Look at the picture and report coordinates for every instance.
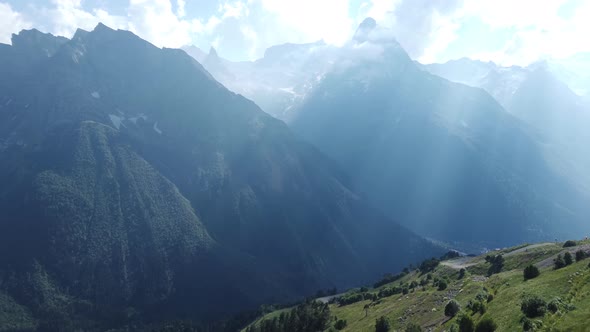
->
[0,24,440,330]
[190,18,590,251]
[1,16,589,331]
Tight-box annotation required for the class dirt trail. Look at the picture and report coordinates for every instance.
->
[440,256,477,269]
[503,242,554,257]
[441,243,556,270]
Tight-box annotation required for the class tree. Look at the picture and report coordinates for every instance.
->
[458,268,466,279]
[458,315,475,332]
[563,240,577,247]
[576,250,587,262]
[405,322,422,332]
[523,265,540,280]
[564,252,573,266]
[445,300,460,317]
[521,294,547,318]
[334,319,347,330]
[475,317,497,332]
[486,255,504,276]
[554,254,566,269]
[438,280,448,291]
[375,316,391,332]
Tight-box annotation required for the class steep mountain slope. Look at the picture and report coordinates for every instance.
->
[0,25,440,329]
[423,59,590,192]
[289,20,590,249]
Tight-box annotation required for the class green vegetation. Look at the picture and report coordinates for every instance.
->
[405,322,422,332]
[245,301,331,332]
[521,294,547,318]
[474,316,497,332]
[523,265,540,280]
[563,240,577,247]
[245,240,590,331]
[445,300,460,317]
[375,316,391,332]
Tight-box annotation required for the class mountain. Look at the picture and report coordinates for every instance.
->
[422,59,590,193]
[0,24,441,330]
[246,238,590,331]
[287,21,590,250]
[183,40,337,121]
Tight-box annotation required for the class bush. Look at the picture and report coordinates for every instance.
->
[563,240,577,247]
[458,268,466,280]
[487,294,494,303]
[445,300,460,317]
[438,280,448,291]
[468,300,486,315]
[523,265,540,280]
[405,322,422,332]
[564,252,573,265]
[521,295,547,318]
[554,254,566,269]
[458,315,475,332]
[547,297,562,313]
[576,250,587,262]
[419,258,440,273]
[402,287,409,295]
[375,316,391,332]
[485,255,504,276]
[334,319,347,330]
[475,317,497,332]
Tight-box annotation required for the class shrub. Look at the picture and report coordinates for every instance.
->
[405,322,422,332]
[576,250,587,262]
[475,317,497,332]
[487,294,494,303]
[419,258,440,273]
[445,300,460,317]
[402,287,409,295]
[564,252,573,265]
[458,315,475,332]
[523,265,540,280]
[438,280,448,291]
[458,268,466,279]
[334,319,347,330]
[521,295,547,318]
[410,281,418,289]
[547,297,562,313]
[469,300,486,315]
[554,254,566,269]
[485,255,504,276]
[375,316,391,332]
[563,240,577,247]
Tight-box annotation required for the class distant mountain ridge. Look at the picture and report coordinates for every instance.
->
[187,19,590,251]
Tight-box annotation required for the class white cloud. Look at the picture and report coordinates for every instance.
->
[259,0,354,46]
[0,2,31,44]
[176,0,186,18]
[1,0,589,66]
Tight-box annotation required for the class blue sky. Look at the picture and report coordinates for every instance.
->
[1,0,589,65]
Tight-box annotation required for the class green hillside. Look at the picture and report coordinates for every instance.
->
[245,239,590,331]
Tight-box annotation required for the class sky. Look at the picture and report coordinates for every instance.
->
[0,0,589,66]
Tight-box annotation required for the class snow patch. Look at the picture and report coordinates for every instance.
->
[128,113,147,124]
[91,91,100,99]
[279,87,295,95]
[153,122,162,134]
[109,114,125,130]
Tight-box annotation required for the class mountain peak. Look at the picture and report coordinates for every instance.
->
[93,22,115,33]
[354,17,377,42]
[209,46,219,58]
